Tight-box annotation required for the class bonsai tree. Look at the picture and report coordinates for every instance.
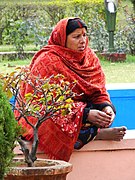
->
[0,84,19,180]
[0,66,78,167]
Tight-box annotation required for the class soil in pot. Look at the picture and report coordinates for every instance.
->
[4,157,72,180]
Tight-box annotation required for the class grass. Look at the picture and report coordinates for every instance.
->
[0,54,135,84]
[0,59,31,74]
[0,44,39,52]
[100,55,135,83]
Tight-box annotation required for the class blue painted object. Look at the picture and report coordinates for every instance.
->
[9,96,16,110]
[9,84,135,130]
[107,84,135,130]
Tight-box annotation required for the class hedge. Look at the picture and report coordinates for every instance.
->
[0,0,134,55]
[0,0,104,45]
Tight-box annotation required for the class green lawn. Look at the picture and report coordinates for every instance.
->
[0,54,135,84]
[101,56,135,83]
[0,59,31,74]
[0,44,39,52]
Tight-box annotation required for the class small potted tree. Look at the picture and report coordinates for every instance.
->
[0,66,77,179]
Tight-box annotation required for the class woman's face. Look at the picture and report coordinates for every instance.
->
[66,28,87,51]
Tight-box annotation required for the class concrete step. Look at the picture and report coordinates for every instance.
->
[14,130,135,180]
[67,130,135,180]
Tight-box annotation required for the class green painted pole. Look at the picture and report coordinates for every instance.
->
[104,0,118,53]
[109,31,114,52]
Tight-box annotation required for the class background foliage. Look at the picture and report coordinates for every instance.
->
[0,0,134,55]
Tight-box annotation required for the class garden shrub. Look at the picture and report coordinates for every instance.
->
[87,12,108,52]
[0,0,134,55]
[0,2,38,45]
[0,84,18,180]
[130,0,135,11]
[67,0,104,24]
[124,9,135,55]
[114,5,135,54]
[0,0,104,41]
[3,19,30,58]
[44,1,67,26]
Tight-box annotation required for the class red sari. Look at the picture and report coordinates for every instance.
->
[15,18,111,161]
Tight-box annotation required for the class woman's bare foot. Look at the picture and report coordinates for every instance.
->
[95,126,127,141]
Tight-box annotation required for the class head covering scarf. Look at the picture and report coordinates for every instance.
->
[15,17,111,162]
[66,18,87,36]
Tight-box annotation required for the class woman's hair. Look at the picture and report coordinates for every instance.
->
[66,18,87,36]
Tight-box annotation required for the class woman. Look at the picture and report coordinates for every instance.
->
[16,17,126,161]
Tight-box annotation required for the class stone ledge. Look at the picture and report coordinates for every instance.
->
[0,51,37,60]
[68,130,135,180]
[14,130,135,156]
[100,52,126,62]
[74,130,135,152]
[106,83,135,90]
[0,51,37,55]
[75,139,135,152]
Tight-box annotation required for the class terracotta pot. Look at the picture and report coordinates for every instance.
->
[4,157,72,180]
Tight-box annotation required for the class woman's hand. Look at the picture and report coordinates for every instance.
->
[87,108,114,128]
[102,106,115,127]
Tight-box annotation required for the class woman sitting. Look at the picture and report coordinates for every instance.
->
[15,17,126,161]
